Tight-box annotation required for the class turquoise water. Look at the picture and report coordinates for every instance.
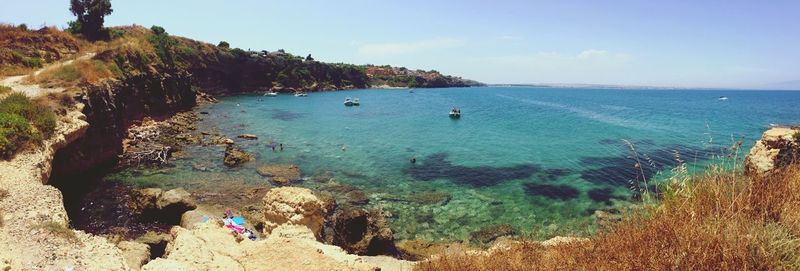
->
[113,87,800,242]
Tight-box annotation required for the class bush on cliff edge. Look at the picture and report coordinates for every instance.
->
[0,93,57,159]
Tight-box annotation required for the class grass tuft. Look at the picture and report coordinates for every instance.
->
[34,221,79,243]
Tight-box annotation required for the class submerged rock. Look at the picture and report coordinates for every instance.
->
[261,187,332,238]
[745,127,800,175]
[223,145,254,167]
[237,133,258,140]
[396,239,469,261]
[331,207,395,256]
[469,224,517,244]
[256,164,302,185]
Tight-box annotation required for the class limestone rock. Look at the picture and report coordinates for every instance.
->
[224,145,254,167]
[331,207,395,255]
[540,236,589,247]
[745,127,800,175]
[180,210,207,229]
[132,188,197,224]
[141,258,191,271]
[117,241,151,270]
[157,188,197,213]
[237,134,258,140]
[142,223,407,271]
[256,164,302,185]
[262,187,331,238]
[131,188,163,213]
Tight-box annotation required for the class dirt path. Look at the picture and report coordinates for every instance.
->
[0,53,95,98]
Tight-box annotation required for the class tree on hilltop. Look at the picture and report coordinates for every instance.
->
[218,41,230,49]
[68,0,113,40]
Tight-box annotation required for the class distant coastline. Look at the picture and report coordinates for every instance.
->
[485,83,800,91]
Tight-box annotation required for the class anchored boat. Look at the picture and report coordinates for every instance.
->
[449,107,461,119]
[344,97,354,106]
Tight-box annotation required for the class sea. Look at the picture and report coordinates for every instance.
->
[104,86,800,242]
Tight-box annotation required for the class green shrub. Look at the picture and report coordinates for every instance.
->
[109,28,125,40]
[0,93,56,138]
[148,25,177,67]
[11,51,43,68]
[0,112,35,158]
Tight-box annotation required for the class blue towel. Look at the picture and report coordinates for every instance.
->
[232,216,245,225]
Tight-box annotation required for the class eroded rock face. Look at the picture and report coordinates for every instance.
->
[256,164,302,185]
[261,187,332,238]
[224,145,254,167]
[745,127,800,175]
[331,207,395,256]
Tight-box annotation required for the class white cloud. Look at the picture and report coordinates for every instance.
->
[357,38,462,56]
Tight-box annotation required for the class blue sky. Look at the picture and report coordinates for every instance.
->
[2,0,799,88]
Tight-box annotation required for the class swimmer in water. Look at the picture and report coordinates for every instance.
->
[410,156,416,164]
[280,143,284,151]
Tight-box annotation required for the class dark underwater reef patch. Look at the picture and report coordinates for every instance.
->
[405,152,542,187]
[523,183,580,200]
[267,109,304,121]
[579,142,717,188]
[587,187,626,204]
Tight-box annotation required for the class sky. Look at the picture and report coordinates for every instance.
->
[2,0,799,88]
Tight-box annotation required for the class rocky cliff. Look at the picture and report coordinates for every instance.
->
[745,126,800,175]
[51,40,197,177]
[0,105,133,270]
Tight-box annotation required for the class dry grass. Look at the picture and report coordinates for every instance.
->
[417,163,800,270]
[0,24,85,76]
[24,58,117,87]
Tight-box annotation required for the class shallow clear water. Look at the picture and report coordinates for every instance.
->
[111,87,800,242]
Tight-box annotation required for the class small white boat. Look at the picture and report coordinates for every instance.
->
[352,98,360,106]
[718,96,729,101]
[344,97,354,106]
[294,92,308,97]
[264,91,278,97]
[449,108,461,119]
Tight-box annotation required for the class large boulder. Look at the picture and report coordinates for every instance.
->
[131,188,197,224]
[117,241,151,270]
[256,164,302,185]
[224,145,254,167]
[156,188,197,223]
[261,187,332,238]
[745,127,800,175]
[331,207,395,256]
